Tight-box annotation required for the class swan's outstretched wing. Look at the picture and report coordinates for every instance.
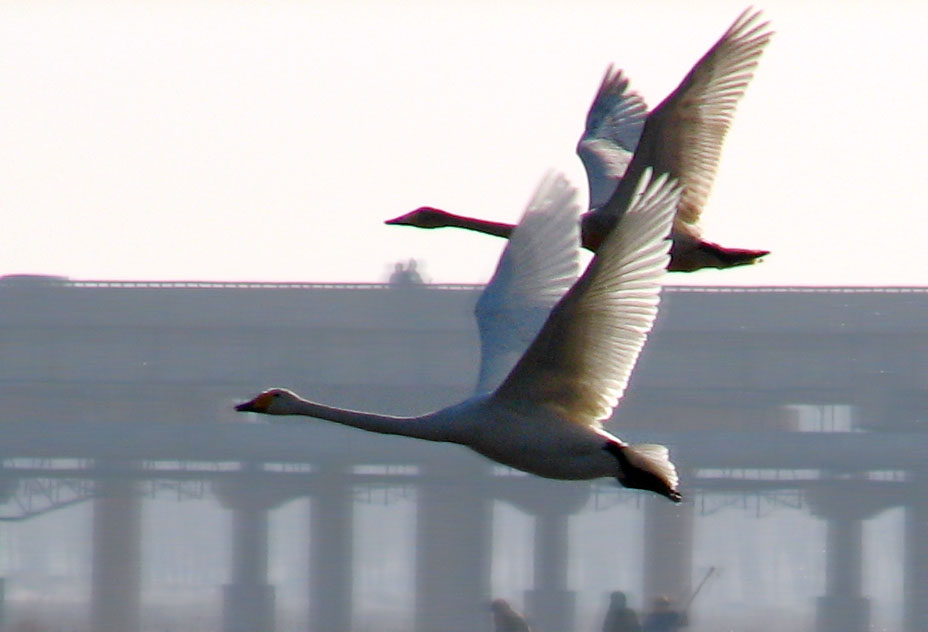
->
[576,67,648,211]
[593,9,772,230]
[474,173,582,394]
[494,170,680,427]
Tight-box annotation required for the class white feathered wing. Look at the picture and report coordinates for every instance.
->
[576,67,647,210]
[474,173,582,394]
[493,170,681,428]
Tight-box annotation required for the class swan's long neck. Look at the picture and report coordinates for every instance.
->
[285,398,452,442]
[442,213,515,240]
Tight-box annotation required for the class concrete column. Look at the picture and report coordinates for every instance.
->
[222,504,275,632]
[815,517,868,632]
[904,475,928,632]
[0,473,15,631]
[524,510,575,632]
[310,466,354,632]
[415,460,492,632]
[642,495,694,607]
[500,479,588,632]
[807,483,891,632]
[214,466,299,632]
[91,474,142,632]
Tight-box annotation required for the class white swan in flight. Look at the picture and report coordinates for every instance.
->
[237,170,683,502]
[385,8,772,272]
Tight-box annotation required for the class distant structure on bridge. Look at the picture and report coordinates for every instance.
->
[0,275,924,632]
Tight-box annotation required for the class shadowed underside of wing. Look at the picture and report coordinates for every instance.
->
[474,173,582,394]
[494,170,681,427]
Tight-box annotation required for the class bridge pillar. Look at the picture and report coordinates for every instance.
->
[0,473,16,631]
[524,509,575,632]
[310,465,354,632]
[904,472,928,632]
[807,482,891,632]
[214,466,300,632]
[642,495,694,606]
[222,501,275,632]
[415,459,492,632]
[499,479,588,632]
[91,472,142,632]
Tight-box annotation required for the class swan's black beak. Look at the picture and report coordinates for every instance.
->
[235,400,257,412]
[384,215,405,225]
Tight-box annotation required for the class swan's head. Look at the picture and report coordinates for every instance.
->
[235,388,301,415]
[384,207,451,229]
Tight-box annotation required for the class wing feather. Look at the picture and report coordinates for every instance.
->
[494,170,680,427]
[474,173,582,394]
[591,9,772,232]
[651,8,773,229]
[576,67,648,210]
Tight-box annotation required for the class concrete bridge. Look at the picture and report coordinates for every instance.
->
[0,277,925,632]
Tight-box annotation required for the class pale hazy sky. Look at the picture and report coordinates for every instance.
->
[1,1,925,286]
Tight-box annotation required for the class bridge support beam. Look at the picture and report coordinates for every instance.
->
[215,465,303,632]
[310,465,355,632]
[807,483,891,632]
[415,460,492,632]
[643,495,694,607]
[222,503,275,632]
[0,474,15,631]
[91,474,142,632]
[815,515,868,632]
[904,474,928,632]
[497,479,588,632]
[525,509,575,632]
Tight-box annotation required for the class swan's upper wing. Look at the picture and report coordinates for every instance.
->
[652,8,772,229]
[591,9,772,231]
[474,173,582,394]
[576,67,648,210]
[493,170,680,428]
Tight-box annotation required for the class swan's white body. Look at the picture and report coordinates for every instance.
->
[262,393,620,480]
[239,171,683,501]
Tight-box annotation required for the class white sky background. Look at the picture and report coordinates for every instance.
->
[0,0,925,286]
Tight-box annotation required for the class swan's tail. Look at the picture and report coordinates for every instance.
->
[694,240,769,270]
[618,443,682,503]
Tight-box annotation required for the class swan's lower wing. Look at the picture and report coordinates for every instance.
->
[577,66,647,210]
[475,173,581,393]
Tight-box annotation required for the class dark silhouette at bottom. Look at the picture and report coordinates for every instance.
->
[491,598,532,632]
[603,590,642,632]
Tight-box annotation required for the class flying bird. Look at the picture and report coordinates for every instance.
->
[385,8,772,272]
[238,170,682,502]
